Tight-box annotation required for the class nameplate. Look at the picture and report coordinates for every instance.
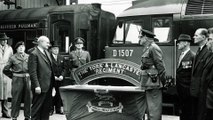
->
[73,58,142,86]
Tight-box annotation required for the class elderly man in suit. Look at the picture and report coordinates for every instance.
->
[176,34,195,120]
[28,36,55,120]
[190,28,211,120]
[49,42,65,115]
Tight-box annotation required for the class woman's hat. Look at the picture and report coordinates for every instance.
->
[15,41,25,50]
[74,37,85,44]
[0,33,9,40]
[177,34,192,43]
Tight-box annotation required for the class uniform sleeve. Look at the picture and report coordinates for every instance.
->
[3,57,13,79]
[28,53,40,89]
[150,45,166,82]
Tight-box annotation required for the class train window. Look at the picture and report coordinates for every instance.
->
[113,23,124,44]
[113,20,142,44]
[152,17,172,42]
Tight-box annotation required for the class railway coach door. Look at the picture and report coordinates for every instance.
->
[49,13,73,54]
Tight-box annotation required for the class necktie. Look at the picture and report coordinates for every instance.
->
[178,52,184,67]
[196,47,201,55]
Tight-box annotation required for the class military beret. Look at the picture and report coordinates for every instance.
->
[0,33,9,40]
[15,41,25,50]
[177,34,192,43]
[74,37,85,44]
[139,29,155,38]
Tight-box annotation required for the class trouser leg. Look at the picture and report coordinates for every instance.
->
[11,77,24,118]
[40,88,52,120]
[31,93,46,120]
[146,89,162,120]
[1,99,9,115]
[23,77,32,119]
[54,82,62,112]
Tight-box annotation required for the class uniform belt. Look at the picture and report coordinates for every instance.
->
[13,73,30,77]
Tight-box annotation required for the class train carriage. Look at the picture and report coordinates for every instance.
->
[105,0,213,115]
[0,3,116,60]
[0,3,116,98]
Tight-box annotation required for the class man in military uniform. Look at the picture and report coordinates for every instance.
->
[3,41,31,120]
[176,34,195,120]
[139,29,166,120]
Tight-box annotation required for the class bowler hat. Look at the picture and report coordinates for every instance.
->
[15,41,25,50]
[50,42,60,48]
[177,34,192,43]
[139,29,155,38]
[74,37,85,44]
[0,33,9,40]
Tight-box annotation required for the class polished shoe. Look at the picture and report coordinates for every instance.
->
[56,111,63,115]
[2,113,11,118]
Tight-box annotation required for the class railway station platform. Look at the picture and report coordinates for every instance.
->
[0,108,179,120]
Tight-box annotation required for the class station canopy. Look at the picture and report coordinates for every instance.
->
[118,0,183,17]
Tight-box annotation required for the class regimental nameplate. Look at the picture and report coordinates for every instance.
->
[73,58,142,86]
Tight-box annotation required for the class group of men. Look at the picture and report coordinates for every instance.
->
[0,33,90,120]
[176,28,213,120]
[138,27,213,120]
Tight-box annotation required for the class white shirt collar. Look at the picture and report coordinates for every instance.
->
[181,48,190,57]
[37,46,45,54]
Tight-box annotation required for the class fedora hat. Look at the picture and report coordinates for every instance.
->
[32,37,38,44]
[0,33,9,40]
[177,34,192,43]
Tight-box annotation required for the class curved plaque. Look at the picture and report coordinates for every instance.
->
[73,58,142,86]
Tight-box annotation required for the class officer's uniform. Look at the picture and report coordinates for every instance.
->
[69,37,91,82]
[139,29,166,120]
[3,42,31,120]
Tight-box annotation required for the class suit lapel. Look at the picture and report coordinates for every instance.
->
[193,46,208,73]
[203,54,213,69]
[36,48,51,66]
[177,50,191,71]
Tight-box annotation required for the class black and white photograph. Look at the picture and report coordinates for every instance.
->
[0,0,213,120]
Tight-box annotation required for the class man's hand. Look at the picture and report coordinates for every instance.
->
[59,76,63,81]
[35,87,41,94]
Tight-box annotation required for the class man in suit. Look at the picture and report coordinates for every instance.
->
[49,42,65,115]
[205,27,213,120]
[176,34,195,120]
[28,36,55,120]
[190,28,211,120]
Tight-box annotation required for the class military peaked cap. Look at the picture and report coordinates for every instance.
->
[139,29,155,38]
